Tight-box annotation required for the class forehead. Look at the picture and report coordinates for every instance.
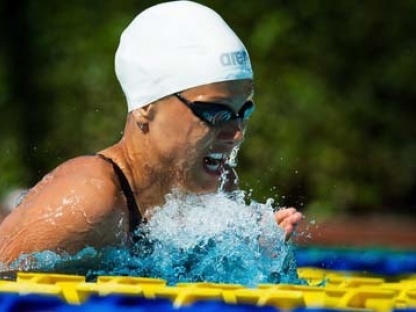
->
[185,79,254,99]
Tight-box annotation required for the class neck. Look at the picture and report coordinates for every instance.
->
[99,117,173,215]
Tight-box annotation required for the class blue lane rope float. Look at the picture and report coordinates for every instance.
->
[295,247,416,276]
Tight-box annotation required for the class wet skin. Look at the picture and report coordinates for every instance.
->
[0,79,302,266]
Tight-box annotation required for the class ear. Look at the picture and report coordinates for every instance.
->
[131,104,155,124]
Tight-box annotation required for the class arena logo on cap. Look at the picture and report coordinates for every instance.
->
[220,50,249,67]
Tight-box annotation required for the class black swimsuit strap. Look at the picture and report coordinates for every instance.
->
[96,154,142,236]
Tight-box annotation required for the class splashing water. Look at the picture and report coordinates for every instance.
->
[220,145,240,191]
[227,145,240,168]
[7,190,305,286]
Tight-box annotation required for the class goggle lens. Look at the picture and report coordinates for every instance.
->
[175,93,255,126]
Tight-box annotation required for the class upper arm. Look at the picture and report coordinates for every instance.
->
[0,156,128,264]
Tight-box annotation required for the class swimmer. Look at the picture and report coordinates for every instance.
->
[0,1,302,266]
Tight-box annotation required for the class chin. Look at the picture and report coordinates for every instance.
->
[189,183,219,195]
[179,176,220,195]
[175,162,224,195]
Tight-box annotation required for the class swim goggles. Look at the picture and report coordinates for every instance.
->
[174,93,255,127]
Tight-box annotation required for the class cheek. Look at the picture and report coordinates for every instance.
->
[179,127,213,161]
[162,105,196,132]
[153,115,212,157]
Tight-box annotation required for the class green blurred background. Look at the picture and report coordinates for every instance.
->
[1,0,415,219]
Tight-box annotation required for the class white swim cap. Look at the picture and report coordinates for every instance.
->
[115,0,253,112]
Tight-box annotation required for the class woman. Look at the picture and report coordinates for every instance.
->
[0,1,302,267]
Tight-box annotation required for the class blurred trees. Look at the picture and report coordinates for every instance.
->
[1,0,415,217]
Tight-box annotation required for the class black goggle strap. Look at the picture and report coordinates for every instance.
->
[238,100,255,119]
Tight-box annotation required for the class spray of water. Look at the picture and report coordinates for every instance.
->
[6,190,304,286]
[220,145,240,191]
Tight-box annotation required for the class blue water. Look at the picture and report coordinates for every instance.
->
[7,190,305,286]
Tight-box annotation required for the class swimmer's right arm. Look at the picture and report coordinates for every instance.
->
[0,156,127,267]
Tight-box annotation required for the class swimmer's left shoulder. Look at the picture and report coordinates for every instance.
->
[52,155,116,178]
[36,156,120,201]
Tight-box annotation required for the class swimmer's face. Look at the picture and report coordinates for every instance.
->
[150,79,254,194]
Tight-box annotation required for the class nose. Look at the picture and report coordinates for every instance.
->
[216,119,245,145]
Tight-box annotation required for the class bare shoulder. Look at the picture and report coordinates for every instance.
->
[53,155,116,181]
[3,154,121,218]
[22,155,122,220]
[0,155,127,263]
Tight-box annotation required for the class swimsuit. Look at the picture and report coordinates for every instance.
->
[96,154,142,237]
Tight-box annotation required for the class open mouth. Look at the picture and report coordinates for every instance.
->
[203,153,227,175]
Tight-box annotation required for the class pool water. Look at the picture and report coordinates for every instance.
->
[8,190,305,286]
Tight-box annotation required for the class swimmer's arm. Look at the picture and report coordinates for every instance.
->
[0,157,126,265]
